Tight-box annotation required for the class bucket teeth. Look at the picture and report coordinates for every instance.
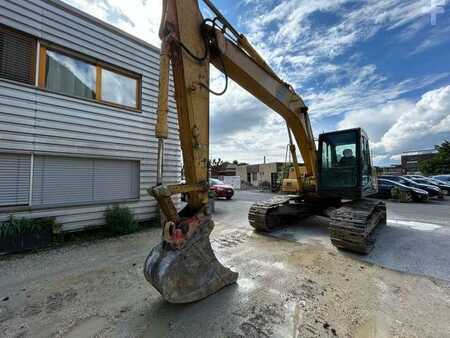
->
[144,219,238,303]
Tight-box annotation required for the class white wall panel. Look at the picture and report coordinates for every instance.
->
[0,0,181,231]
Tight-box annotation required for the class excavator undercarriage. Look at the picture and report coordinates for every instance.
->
[249,197,387,254]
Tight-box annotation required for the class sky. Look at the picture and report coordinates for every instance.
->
[62,0,450,166]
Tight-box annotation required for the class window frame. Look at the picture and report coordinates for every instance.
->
[38,42,142,112]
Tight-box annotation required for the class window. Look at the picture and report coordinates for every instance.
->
[0,153,31,207]
[39,46,141,110]
[0,25,36,85]
[101,68,138,108]
[320,131,358,188]
[44,49,97,100]
[32,156,140,207]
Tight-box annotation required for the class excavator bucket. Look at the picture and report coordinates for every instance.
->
[144,216,238,303]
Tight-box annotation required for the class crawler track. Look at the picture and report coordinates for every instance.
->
[248,195,316,232]
[249,195,386,254]
[329,199,386,254]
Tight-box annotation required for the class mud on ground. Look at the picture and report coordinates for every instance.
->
[1,225,449,338]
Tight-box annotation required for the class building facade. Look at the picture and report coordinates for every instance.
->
[237,162,284,189]
[376,165,404,176]
[0,0,180,232]
[401,150,437,174]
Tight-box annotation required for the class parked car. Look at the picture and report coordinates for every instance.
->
[404,175,450,195]
[379,176,444,199]
[376,179,429,202]
[432,174,450,183]
[209,178,234,200]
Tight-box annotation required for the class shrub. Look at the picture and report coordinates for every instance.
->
[104,205,138,235]
[0,216,56,240]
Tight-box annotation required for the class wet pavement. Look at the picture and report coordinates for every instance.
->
[227,191,450,281]
[0,191,449,337]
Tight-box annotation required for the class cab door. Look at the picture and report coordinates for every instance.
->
[361,134,377,196]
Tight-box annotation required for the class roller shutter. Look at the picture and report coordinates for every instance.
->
[32,156,140,207]
[0,153,31,206]
[0,25,36,85]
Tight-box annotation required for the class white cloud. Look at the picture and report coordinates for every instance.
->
[62,0,162,46]
[338,85,450,164]
[338,100,413,140]
[381,85,450,152]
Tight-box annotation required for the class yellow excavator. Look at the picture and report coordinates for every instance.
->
[144,0,387,304]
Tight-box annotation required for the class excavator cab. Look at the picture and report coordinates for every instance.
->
[318,128,377,200]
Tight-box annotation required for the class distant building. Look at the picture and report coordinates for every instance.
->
[376,165,404,176]
[236,162,284,189]
[401,150,438,174]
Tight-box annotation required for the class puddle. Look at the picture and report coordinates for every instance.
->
[388,220,442,231]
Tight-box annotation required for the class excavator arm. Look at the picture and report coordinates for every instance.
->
[145,0,317,303]
[153,0,317,218]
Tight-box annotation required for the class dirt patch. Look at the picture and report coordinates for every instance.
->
[212,230,251,249]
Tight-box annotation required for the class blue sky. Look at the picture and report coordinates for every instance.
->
[64,0,450,166]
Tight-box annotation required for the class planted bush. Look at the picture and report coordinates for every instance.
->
[0,216,56,254]
[104,205,138,235]
[0,216,55,239]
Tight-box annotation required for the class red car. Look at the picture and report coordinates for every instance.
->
[209,178,234,200]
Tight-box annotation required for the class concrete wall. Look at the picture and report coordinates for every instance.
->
[236,165,247,183]
[0,0,180,231]
[257,163,280,185]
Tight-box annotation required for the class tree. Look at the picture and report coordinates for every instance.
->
[418,140,450,175]
[208,158,227,177]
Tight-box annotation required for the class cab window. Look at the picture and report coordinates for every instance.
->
[320,132,358,188]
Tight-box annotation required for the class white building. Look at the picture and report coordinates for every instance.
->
[0,0,180,231]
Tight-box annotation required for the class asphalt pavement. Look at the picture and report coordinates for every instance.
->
[215,190,450,281]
